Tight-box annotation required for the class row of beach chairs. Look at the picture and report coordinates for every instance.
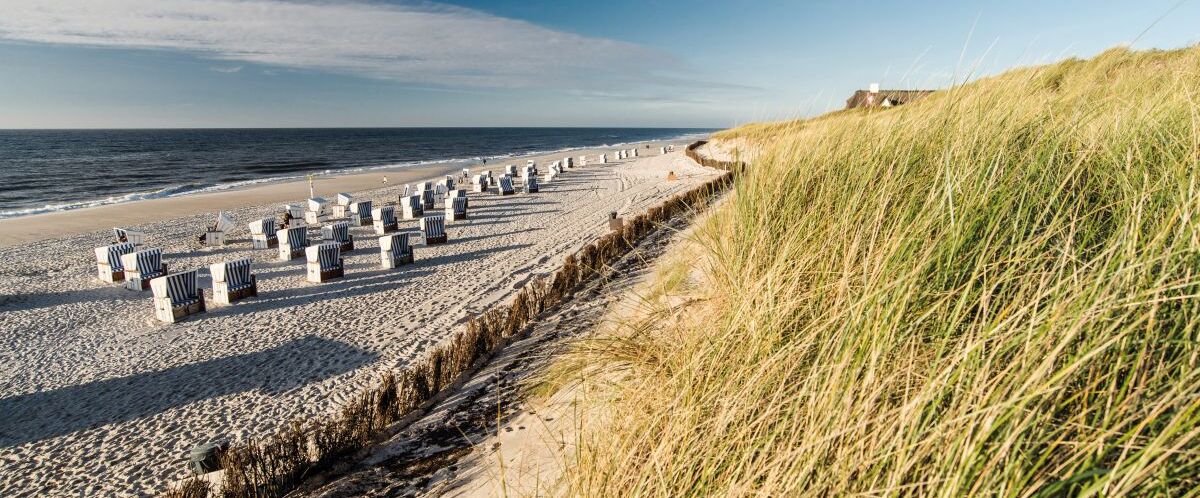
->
[93,149,639,323]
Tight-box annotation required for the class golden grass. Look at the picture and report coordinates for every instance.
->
[556,46,1200,496]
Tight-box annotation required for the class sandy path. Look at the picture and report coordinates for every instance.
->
[0,145,716,496]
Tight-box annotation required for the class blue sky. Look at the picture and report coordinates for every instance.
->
[0,0,1197,129]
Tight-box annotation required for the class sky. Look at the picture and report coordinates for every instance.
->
[0,0,1197,129]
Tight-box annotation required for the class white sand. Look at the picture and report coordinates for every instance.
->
[0,143,718,496]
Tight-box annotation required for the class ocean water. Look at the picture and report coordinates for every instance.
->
[0,127,712,219]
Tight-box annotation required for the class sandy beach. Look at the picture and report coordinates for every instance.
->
[0,141,717,496]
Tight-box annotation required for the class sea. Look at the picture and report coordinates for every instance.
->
[0,127,713,219]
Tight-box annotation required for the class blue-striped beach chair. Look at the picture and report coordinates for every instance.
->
[497,175,515,196]
[350,200,373,226]
[379,233,414,269]
[524,175,539,194]
[506,164,517,177]
[95,242,136,283]
[210,258,257,305]
[305,243,344,283]
[248,217,278,249]
[112,227,146,245]
[421,215,448,245]
[151,269,206,323]
[278,226,309,261]
[322,221,355,252]
[403,194,424,219]
[121,248,167,291]
[445,196,467,220]
[448,188,468,208]
[421,189,435,210]
[372,205,397,234]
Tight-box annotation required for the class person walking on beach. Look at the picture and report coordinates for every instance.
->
[383,175,389,185]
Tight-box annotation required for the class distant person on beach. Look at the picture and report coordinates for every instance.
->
[382,175,389,185]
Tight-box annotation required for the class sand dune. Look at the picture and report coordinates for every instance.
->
[0,142,716,496]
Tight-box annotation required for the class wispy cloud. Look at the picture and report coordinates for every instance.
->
[0,0,694,93]
[209,65,243,73]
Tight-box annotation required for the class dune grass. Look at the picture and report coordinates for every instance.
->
[554,46,1200,496]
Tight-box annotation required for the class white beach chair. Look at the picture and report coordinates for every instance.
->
[333,193,354,218]
[579,155,587,166]
[632,148,639,157]
[402,194,424,219]
[402,184,412,197]
[95,242,137,283]
[498,176,515,196]
[305,197,329,224]
[445,196,468,220]
[660,146,667,155]
[372,205,397,234]
[203,211,235,246]
[210,258,257,305]
[563,156,573,169]
[278,226,309,261]
[379,233,414,269]
[112,227,146,246]
[473,174,489,193]
[506,164,518,177]
[448,188,468,207]
[151,269,206,323]
[600,153,608,164]
[524,175,539,194]
[121,248,167,291]
[248,218,278,249]
[350,200,373,226]
[421,215,448,245]
[305,243,344,283]
[283,204,306,227]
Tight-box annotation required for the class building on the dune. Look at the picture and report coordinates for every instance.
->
[846,83,934,109]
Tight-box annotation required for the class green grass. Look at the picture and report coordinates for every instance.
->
[554,46,1200,496]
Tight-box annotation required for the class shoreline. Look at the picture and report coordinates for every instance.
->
[0,138,692,247]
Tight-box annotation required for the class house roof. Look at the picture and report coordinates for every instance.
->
[846,89,934,109]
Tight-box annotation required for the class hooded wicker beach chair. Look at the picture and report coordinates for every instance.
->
[448,188,468,207]
[122,247,167,291]
[248,217,278,249]
[506,164,518,177]
[305,197,329,224]
[524,175,539,193]
[372,205,397,234]
[203,211,235,246]
[306,243,344,283]
[349,200,373,226]
[151,269,205,323]
[333,193,354,218]
[95,242,136,283]
[379,232,414,269]
[473,174,489,193]
[445,196,468,220]
[498,176,515,196]
[421,215,448,244]
[112,227,146,245]
[322,221,355,252]
[210,258,257,305]
[278,226,309,261]
[403,194,424,219]
[600,153,608,164]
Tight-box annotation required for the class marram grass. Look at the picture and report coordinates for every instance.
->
[556,46,1200,496]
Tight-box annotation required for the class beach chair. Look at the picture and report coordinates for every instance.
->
[305,197,329,224]
[151,269,205,323]
[600,153,607,164]
[632,148,639,157]
[282,205,306,228]
[445,196,468,220]
[379,233,414,269]
[203,211,235,246]
[112,227,146,245]
[322,221,355,252]
[372,205,397,234]
[95,242,136,283]
[305,243,343,283]
[333,193,354,218]
[659,146,667,155]
[579,155,587,166]
[421,215,448,244]
[402,184,411,197]
[525,175,539,194]
[473,174,489,193]
[448,188,468,207]
[563,157,573,169]
[210,258,257,305]
[444,175,455,190]
[248,218,278,249]
[121,248,167,291]
[421,189,435,210]
[505,164,517,177]
[498,176,515,196]
[278,226,309,261]
[402,194,424,219]
[349,200,373,226]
